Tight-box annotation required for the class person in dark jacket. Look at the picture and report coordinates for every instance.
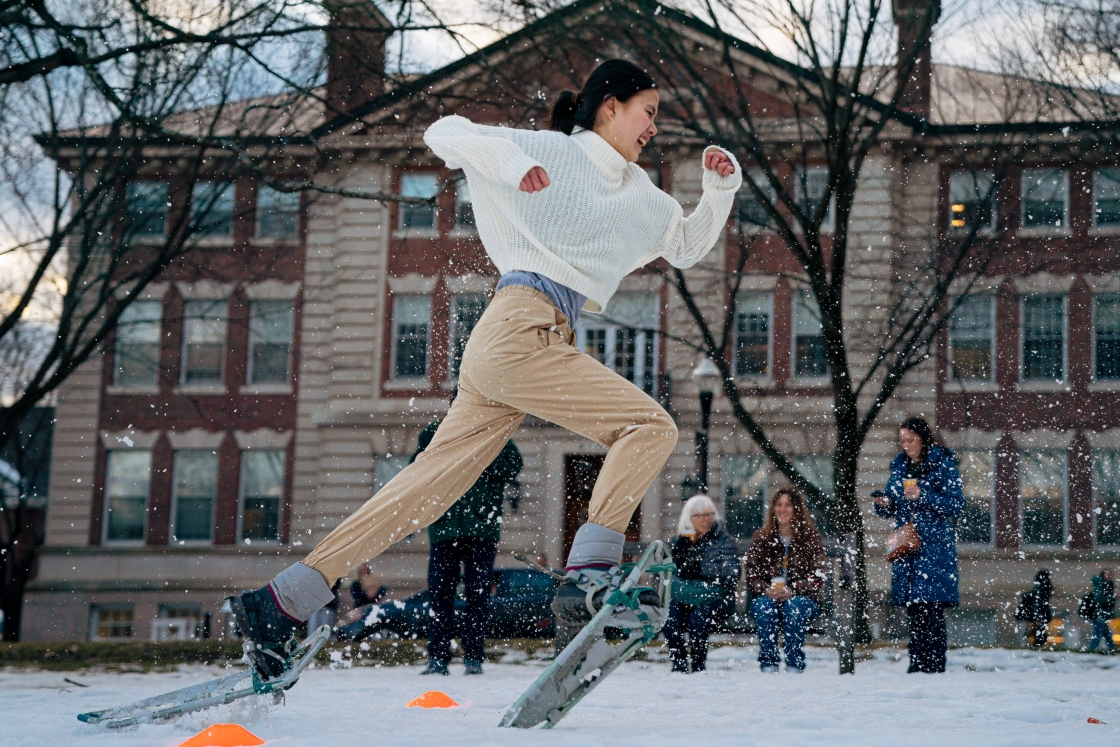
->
[411,416,523,676]
[1088,569,1115,652]
[745,487,828,672]
[874,417,964,673]
[663,494,741,673]
[1016,569,1054,647]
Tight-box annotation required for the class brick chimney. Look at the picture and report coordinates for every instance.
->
[892,0,940,117]
[325,0,391,114]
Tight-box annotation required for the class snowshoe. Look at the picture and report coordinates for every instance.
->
[77,624,331,728]
[500,541,674,729]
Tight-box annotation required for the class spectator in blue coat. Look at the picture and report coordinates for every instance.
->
[874,417,964,673]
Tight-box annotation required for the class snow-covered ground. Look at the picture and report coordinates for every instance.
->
[2,645,1117,746]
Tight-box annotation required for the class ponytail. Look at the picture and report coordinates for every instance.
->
[549,59,656,135]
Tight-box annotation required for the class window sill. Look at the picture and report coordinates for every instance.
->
[105,385,160,396]
[185,236,235,247]
[1088,225,1120,237]
[102,540,146,548]
[169,539,214,548]
[786,376,832,389]
[392,229,439,239]
[1016,380,1071,392]
[125,236,168,247]
[174,383,228,395]
[943,379,999,393]
[440,379,458,391]
[383,378,432,391]
[735,376,775,389]
[446,228,479,239]
[1089,379,1120,392]
[239,383,293,395]
[948,227,995,237]
[249,236,300,246]
[239,539,281,547]
[1016,227,1071,239]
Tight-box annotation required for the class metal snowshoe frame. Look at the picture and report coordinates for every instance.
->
[77,624,332,728]
[500,540,675,729]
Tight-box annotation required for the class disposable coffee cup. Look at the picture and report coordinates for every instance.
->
[903,479,918,490]
[771,577,787,589]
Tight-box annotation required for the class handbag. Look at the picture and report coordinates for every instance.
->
[886,522,921,562]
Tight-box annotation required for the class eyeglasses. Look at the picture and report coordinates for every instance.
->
[691,512,716,519]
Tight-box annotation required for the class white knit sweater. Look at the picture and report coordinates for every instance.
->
[423,115,742,313]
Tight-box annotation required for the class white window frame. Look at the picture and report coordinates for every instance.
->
[947,294,996,384]
[236,449,285,545]
[390,293,432,382]
[1019,294,1067,384]
[190,181,235,239]
[102,449,151,546]
[739,168,779,232]
[733,291,773,380]
[575,293,660,395]
[1092,294,1120,383]
[246,300,294,386]
[124,181,170,241]
[720,454,769,540]
[1092,450,1120,547]
[795,165,835,233]
[1091,167,1120,230]
[169,449,218,546]
[113,300,163,390]
[954,448,996,547]
[447,293,486,382]
[1019,168,1070,235]
[396,172,439,235]
[89,604,136,641]
[452,179,476,233]
[948,169,997,234]
[180,299,229,387]
[791,291,829,381]
[1018,449,1069,549]
[254,184,301,239]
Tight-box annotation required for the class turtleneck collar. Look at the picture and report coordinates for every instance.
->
[571,127,628,182]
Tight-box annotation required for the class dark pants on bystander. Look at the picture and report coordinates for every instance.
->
[664,600,715,672]
[907,602,947,673]
[427,537,497,665]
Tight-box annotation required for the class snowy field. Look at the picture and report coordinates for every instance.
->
[2,645,1118,746]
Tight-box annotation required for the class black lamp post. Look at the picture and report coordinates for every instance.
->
[682,357,720,500]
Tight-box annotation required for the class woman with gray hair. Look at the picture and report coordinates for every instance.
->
[663,494,741,672]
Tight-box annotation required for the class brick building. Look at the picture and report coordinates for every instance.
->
[22,0,1120,646]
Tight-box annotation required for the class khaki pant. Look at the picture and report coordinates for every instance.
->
[304,286,678,585]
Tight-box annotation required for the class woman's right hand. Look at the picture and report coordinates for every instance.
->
[519,166,551,193]
[874,494,891,508]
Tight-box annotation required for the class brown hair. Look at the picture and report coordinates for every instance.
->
[758,487,819,545]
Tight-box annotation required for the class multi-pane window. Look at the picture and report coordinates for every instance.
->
[448,294,485,380]
[454,181,476,229]
[191,182,234,237]
[125,181,169,239]
[722,455,767,540]
[948,170,996,231]
[1021,295,1064,381]
[391,294,431,380]
[955,450,994,544]
[1093,450,1120,545]
[399,173,438,230]
[1020,449,1067,546]
[949,295,994,381]
[734,292,771,377]
[114,301,162,388]
[248,300,293,385]
[90,606,134,640]
[739,169,777,229]
[104,450,151,542]
[795,166,834,230]
[240,450,284,541]
[793,292,828,378]
[792,455,834,536]
[1020,168,1069,230]
[256,185,300,238]
[576,293,659,395]
[181,300,227,385]
[172,450,217,542]
[1095,295,1120,380]
[1093,168,1120,227]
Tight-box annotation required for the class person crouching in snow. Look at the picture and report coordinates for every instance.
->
[663,495,741,673]
[745,488,828,673]
[223,58,742,681]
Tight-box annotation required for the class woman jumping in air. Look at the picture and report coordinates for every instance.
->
[229,59,742,680]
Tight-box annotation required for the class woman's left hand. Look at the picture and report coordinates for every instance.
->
[904,484,921,501]
[704,150,736,176]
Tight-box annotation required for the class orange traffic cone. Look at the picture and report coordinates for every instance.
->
[406,691,460,709]
[178,723,266,747]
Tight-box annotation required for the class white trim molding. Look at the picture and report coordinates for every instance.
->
[1085,429,1120,451]
[734,274,779,292]
[234,428,292,450]
[176,281,234,300]
[245,280,301,300]
[113,282,169,301]
[1085,274,1120,294]
[949,275,1005,296]
[616,273,666,293]
[167,429,226,450]
[444,273,495,295]
[100,430,160,449]
[387,273,437,294]
[940,429,1004,451]
[1010,429,1075,450]
[1012,273,1076,295]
